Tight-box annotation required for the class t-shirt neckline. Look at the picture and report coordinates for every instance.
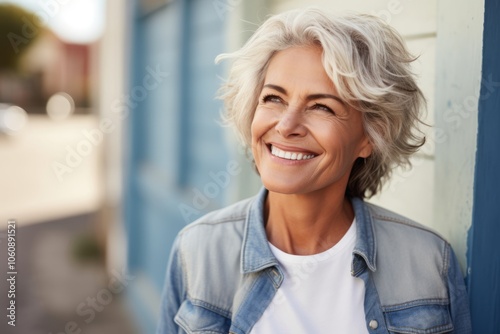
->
[267,218,357,264]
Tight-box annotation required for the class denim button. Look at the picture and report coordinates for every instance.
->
[369,320,378,329]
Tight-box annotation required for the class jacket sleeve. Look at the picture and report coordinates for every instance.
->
[156,235,187,334]
[447,244,472,334]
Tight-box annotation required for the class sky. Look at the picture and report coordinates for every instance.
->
[1,0,106,44]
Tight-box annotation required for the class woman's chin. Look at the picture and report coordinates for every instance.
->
[260,178,311,195]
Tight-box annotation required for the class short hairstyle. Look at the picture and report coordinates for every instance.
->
[216,8,426,198]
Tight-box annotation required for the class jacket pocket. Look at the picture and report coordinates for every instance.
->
[174,299,232,334]
[383,302,454,334]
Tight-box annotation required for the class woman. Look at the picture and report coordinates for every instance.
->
[157,8,471,334]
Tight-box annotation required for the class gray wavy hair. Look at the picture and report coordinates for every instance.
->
[216,8,426,198]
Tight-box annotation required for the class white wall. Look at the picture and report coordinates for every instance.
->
[434,0,484,270]
[97,0,129,272]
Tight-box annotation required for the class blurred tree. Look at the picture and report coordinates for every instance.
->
[0,4,43,72]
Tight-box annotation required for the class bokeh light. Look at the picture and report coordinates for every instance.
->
[0,104,28,133]
[46,92,75,120]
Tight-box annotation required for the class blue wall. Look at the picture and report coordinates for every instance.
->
[469,0,500,331]
[124,1,228,332]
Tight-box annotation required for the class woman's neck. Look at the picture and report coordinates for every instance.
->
[265,189,354,255]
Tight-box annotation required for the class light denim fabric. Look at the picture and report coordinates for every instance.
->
[157,188,471,334]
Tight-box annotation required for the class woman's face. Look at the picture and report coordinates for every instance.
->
[251,45,372,195]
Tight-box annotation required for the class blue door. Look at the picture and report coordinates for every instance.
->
[468,0,500,331]
[125,1,228,332]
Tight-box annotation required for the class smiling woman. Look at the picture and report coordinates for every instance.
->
[157,8,471,334]
[252,46,371,201]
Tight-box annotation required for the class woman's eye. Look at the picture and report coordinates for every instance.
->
[262,94,282,104]
[312,103,335,114]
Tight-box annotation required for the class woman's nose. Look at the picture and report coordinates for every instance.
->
[275,108,307,138]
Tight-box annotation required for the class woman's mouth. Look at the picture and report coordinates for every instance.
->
[270,145,317,161]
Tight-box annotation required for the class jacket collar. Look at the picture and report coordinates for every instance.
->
[241,188,377,274]
[351,197,377,273]
[241,188,279,274]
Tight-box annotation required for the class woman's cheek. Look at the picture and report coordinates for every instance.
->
[251,108,268,139]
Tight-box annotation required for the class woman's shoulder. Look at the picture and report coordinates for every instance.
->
[170,196,257,312]
[363,201,454,299]
[174,195,257,258]
[179,195,254,236]
[364,201,449,246]
[359,201,467,326]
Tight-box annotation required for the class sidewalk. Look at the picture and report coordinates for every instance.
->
[0,213,140,334]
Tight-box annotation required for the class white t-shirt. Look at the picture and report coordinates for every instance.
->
[250,219,369,334]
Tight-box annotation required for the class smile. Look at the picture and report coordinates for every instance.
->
[270,145,316,160]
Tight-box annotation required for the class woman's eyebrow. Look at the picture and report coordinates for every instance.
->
[307,93,346,106]
[263,84,345,106]
[263,84,287,94]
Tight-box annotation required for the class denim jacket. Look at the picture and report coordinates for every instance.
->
[157,188,471,334]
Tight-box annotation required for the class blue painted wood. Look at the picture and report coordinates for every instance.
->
[469,0,500,331]
[125,0,146,274]
[183,0,229,192]
[124,0,228,331]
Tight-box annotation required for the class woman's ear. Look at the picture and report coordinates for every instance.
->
[358,136,373,159]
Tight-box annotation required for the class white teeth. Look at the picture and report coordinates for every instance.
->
[270,145,315,160]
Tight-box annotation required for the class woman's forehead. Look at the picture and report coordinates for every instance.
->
[263,46,338,95]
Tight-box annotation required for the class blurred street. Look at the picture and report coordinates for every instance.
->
[0,213,139,334]
[0,1,139,332]
[0,115,103,226]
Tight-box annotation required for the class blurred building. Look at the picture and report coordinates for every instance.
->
[19,30,92,110]
[0,30,92,113]
[99,0,500,333]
